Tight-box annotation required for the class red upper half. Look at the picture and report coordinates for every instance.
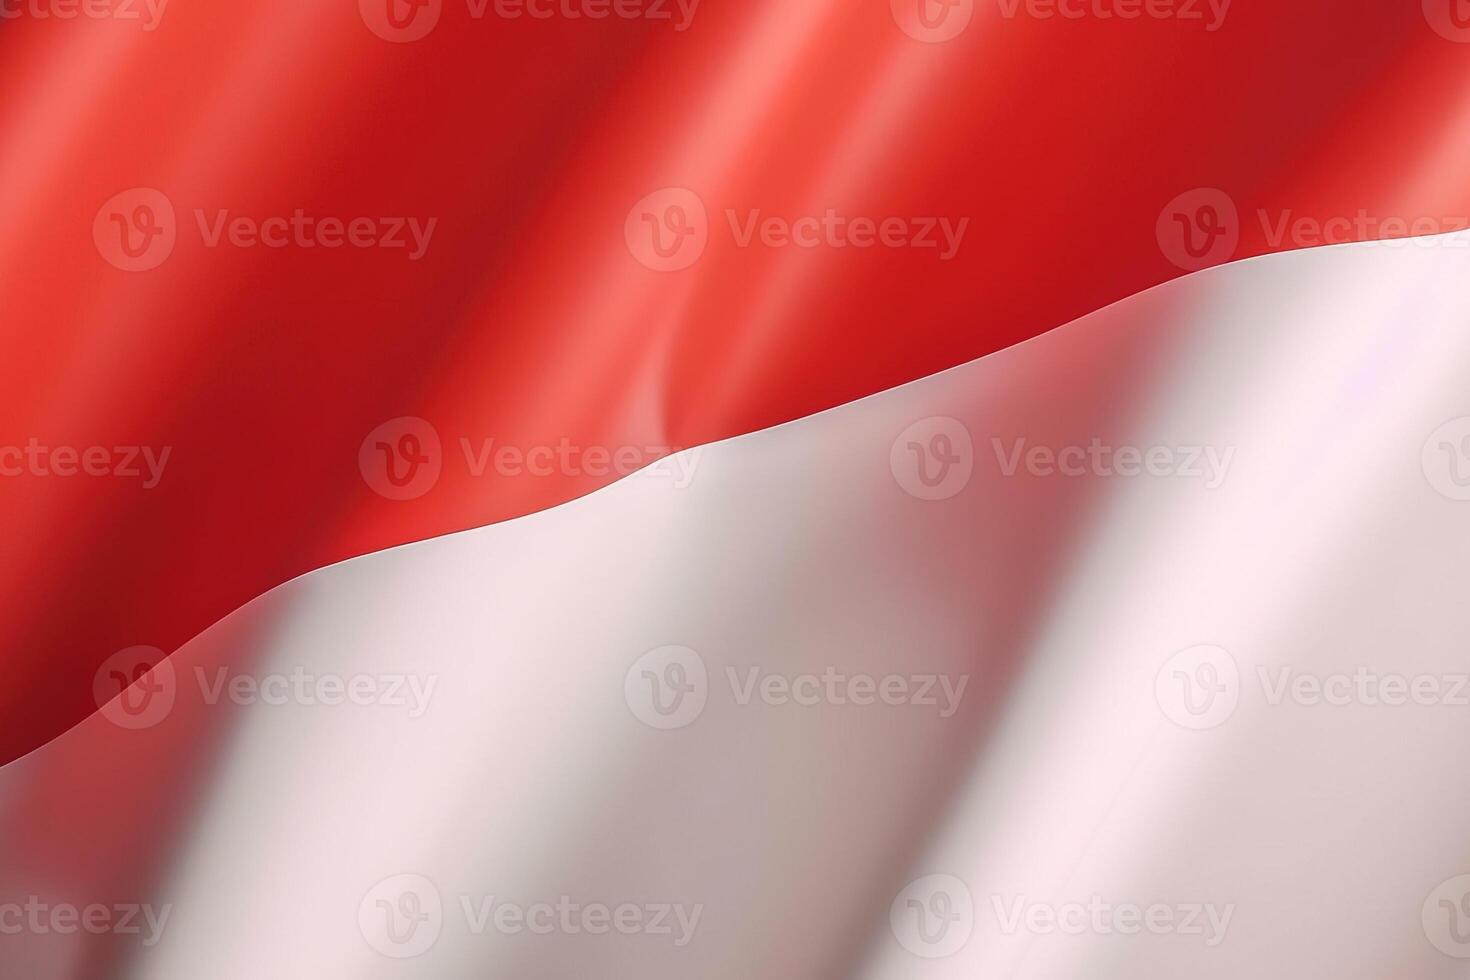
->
[1,0,1469,763]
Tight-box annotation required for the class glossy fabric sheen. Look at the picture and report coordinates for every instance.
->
[3,231,1470,978]
[3,1,1470,762]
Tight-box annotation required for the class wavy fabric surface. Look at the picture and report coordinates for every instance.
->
[4,231,1470,977]
[3,0,1470,763]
